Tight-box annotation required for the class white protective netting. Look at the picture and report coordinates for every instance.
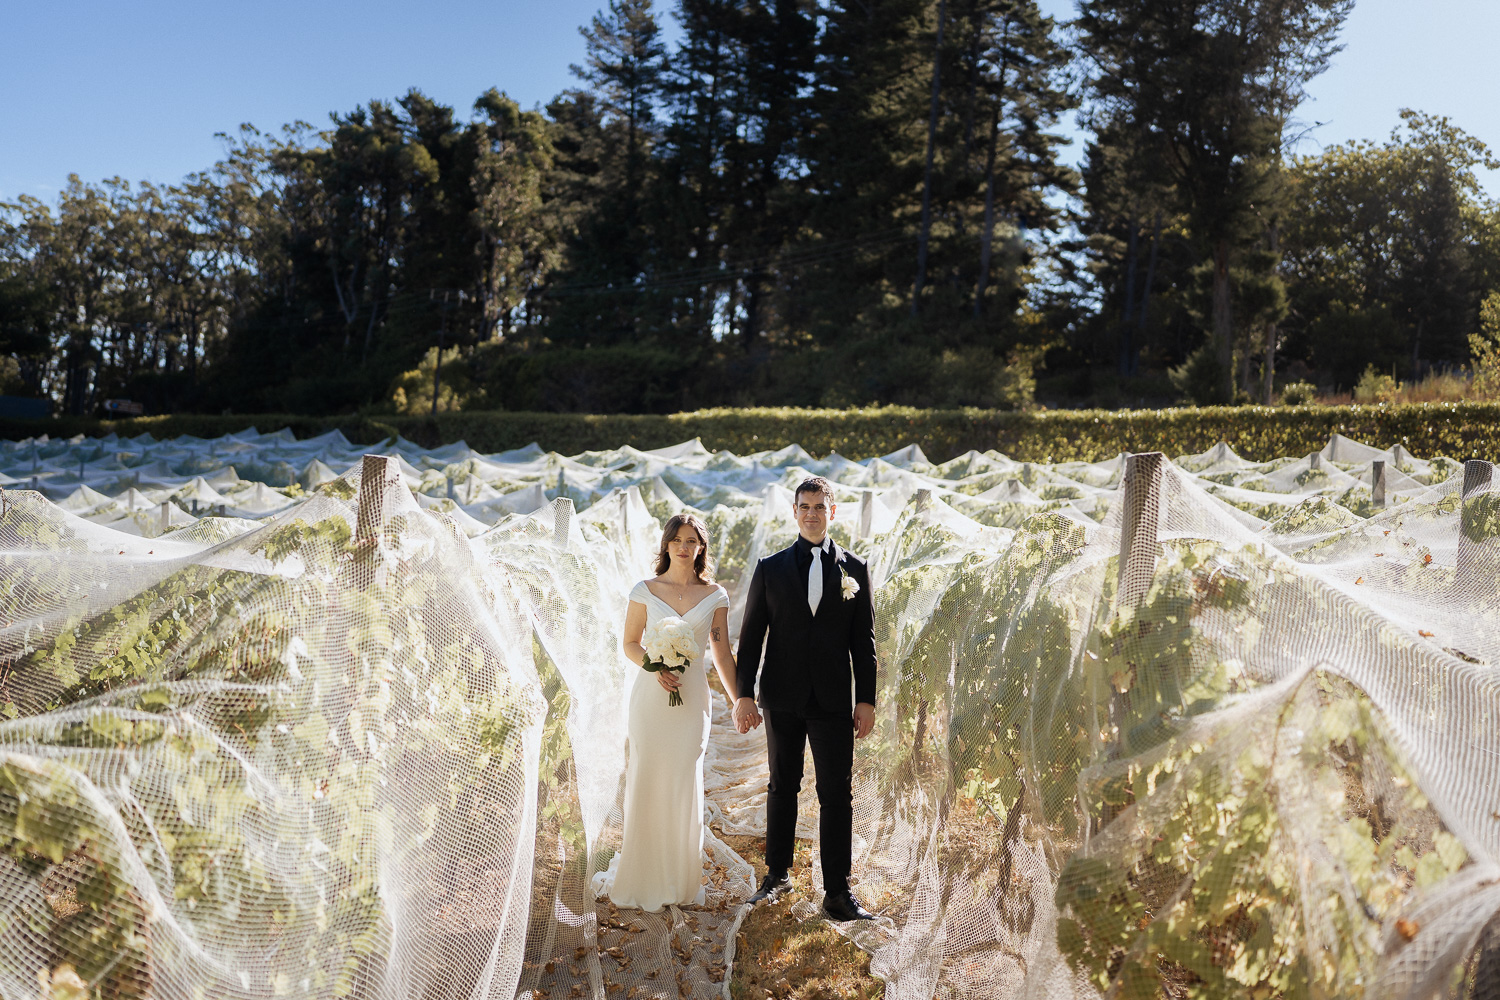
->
[0,427,1495,999]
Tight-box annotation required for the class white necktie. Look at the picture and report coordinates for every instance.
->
[808,543,824,615]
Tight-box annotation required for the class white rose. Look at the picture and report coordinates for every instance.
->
[644,615,698,667]
[840,570,860,601]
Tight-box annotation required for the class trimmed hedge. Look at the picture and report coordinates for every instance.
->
[3,403,1499,464]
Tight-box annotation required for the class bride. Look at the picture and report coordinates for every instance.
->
[598,512,757,911]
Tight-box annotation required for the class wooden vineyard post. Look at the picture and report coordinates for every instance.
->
[1116,453,1164,609]
[1463,459,1491,499]
[1371,460,1386,508]
[1110,452,1165,772]
[159,502,170,535]
[859,489,874,540]
[1457,459,1495,593]
[356,455,401,545]
[1103,451,1165,809]
[1309,452,1323,472]
[553,497,573,549]
[355,455,401,588]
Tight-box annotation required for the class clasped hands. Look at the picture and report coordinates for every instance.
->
[735,698,876,740]
[733,697,762,734]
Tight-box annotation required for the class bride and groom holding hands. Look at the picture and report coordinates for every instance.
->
[599,476,878,922]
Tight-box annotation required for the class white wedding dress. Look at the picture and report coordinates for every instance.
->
[594,580,729,911]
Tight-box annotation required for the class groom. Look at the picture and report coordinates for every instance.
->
[733,476,877,922]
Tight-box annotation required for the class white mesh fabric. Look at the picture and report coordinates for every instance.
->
[0,429,1496,999]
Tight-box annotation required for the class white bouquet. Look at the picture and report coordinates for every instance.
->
[641,615,699,706]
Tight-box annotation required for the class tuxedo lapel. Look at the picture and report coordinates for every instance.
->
[777,541,847,626]
[812,542,844,623]
[775,546,813,624]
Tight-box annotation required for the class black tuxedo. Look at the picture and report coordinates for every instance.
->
[736,535,877,894]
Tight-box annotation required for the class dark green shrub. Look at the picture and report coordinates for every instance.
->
[1279,382,1319,406]
[6,402,1500,464]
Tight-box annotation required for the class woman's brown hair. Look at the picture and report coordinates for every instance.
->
[655,512,714,582]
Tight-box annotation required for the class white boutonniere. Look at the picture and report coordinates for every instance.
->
[840,566,859,601]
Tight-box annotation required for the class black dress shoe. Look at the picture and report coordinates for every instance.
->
[821,890,875,922]
[748,871,791,903]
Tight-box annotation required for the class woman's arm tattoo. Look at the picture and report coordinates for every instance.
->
[711,625,722,642]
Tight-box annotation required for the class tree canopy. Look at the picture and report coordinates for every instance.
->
[2,0,1496,415]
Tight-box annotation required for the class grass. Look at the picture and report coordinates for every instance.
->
[718,832,884,1000]
[1330,369,1475,406]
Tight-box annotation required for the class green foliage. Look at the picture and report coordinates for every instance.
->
[1052,545,1467,999]
[0,498,543,995]
[1283,112,1500,387]
[2,0,1083,415]
[389,346,481,415]
[1460,490,1500,544]
[20,400,1500,464]
[857,489,1469,996]
[1279,381,1318,405]
[476,343,698,414]
[1076,0,1352,402]
[1354,364,1400,404]
[1169,344,1232,405]
[1298,303,1409,390]
[12,2,1500,414]
[1468,290,1500,400]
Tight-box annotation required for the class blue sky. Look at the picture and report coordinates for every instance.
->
[3,0,1497,202]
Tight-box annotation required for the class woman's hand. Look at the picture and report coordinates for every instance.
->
[655,666,682,694]
[733,697,762,733]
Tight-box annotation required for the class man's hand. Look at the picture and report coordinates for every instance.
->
[734,697,763,734]
[853,702,875,739]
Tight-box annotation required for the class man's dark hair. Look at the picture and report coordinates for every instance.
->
[793,476,836,504]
